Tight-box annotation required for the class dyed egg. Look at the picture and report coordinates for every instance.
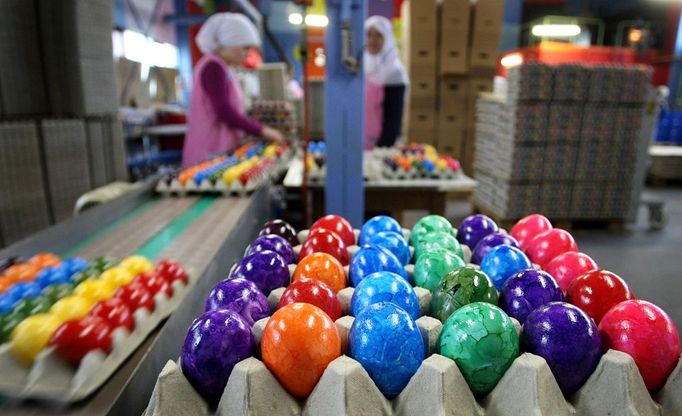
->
[439,302,519,396]
[41,283,74,303]
[413,231,463,261]
[499,269,564,324]
[598,300,680,390]
[230,250,290,295]
[298,228,349,266]
[50,316,113,365]
[50,295,93,323]
[368,231,411,266]
[119,256,154,276]
[246,234,296,265]
[259,219,299,247]
[262,303,341,397]
[181,310,255,403]
[480,245,533,290]
[293,252,346,293]
[410,215,452,247]
[278,278,342,321]
[205,278,269,325]
[0,312,26,343]
[545,252,598,292]
[155,260,189,284]
[456,215,499,249]
[73,280,117,303]
[351,271,420,320]
[10,313,62,364]
[91,257,117,273]
[349,302,424,399]
[510,214,553,251]
[311,214,355,246]
[100,267,135,288]
[61,257,90,275]
[471,232,520,265]
[521,302,602,394]
[36,268,70,288]
[430,266,499,323]
[358,216,402,247]
[525,229,578,269]
[349,246,407,287]
[567,270,634,324]
[28,253,61,268]
[413,248,465,292]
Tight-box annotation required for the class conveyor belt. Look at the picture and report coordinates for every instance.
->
[68,198,198,260]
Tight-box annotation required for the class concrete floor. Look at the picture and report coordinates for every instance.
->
[405,186,682,336]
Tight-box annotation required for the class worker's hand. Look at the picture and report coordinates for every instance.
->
[262,126,285,143]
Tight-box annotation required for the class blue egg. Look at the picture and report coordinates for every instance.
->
[349,302,424,399]
[349,246,407,287]
[351,271,420,320]
[369,231,411,266]
[62,257,89,275]
[481,244,533,290]
[36,268,71,288]
[0,294,17,314]
[359,216,402,246]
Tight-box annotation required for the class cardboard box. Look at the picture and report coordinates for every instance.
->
[411,72,438,100]
[468,77,494,110]
[437,111,467,158]
[470,32,501,69]
[439,77,469,111]
[402,0,438,69]
[471,0,504,35]
[439,0,472,75]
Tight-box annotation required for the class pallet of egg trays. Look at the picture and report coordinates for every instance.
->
[156,142,289,196]
[587,64,653,104]
[248,101,297,139]
[376,143,462,180]
[506,62,554,101]
[0,253,191,402]
[145,213,681,416]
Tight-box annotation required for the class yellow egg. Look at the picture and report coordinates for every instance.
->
[10,314,62,364]
[73,280,116,303]
[100,267,135,288]
[50,296,93,323]
[119,256,153,276]
[222,167,239,185]
[435,159,447,171]
[264,146,277,158]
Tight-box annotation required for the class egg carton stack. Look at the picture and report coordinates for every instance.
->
[506,63,554,102]
[143,214,681,416]
[248,101,297,139]
[587,65,653,104]
[552,64,589,102]
[0,255,192,403]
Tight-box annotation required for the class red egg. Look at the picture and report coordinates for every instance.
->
[299,228,349,266]
[261,303,341,397]
[510,214,553,251]
[567,270,634,324]
[155,260,189,284]
[310,215,355,246]
[278,278,342,321]
[545,252,598,292]
[114,282,155,312]
[525,228,577,269]
[134,271,173,297]
[90,298,135,331]
[599,300,680,390]
[50,316,113,365]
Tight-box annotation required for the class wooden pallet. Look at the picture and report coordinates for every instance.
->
[471,202,627,232]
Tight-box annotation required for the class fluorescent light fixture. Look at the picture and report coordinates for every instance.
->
[501,53,523,68]
[288,13,329,27]
[531,24,581,37]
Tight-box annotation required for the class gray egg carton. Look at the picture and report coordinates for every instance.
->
[0,276,195,403]
[144,227,681,415]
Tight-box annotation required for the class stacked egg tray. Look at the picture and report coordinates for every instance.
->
[248,101,297,139]
[156,142,290,197]
[371,143,462,180]
[0,254,192,402]
[144,216,681,416]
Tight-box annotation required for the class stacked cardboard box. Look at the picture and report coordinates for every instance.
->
[402,0,504,173]
[473,63,651,220]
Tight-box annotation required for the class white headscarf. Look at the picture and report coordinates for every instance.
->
[195,12,261,54]
[364,15,408,86]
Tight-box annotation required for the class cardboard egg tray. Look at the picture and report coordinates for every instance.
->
[0,275,196,403]
[143,228,681,416]
[156,171,272,197]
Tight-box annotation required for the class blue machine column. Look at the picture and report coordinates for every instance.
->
[324,0,366,227]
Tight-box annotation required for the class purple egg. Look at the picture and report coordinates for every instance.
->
[259,219,299,247]
[457,214,499,249]
[246,234,296,265]
[205,278,270,325]
[499,269,564,323]
[521,302,602,394]
[230,250,290,295]
[471,232,520,265]
[181,309,255,403]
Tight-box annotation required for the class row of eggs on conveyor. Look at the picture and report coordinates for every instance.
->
[0,254,187,366]
[173,212,679,408]
[167,142,287,187]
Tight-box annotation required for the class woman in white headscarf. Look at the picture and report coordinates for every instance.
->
[364,15,409,149]
[183,12,283,167]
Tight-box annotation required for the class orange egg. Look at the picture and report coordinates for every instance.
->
[293,252,347,293]
[5,264,40,282]
[28,253,61,268]
[0,276,15,292]
[261,303,341,397]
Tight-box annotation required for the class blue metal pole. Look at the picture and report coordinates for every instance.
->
[324,0,366,227]
[668,14,682,108]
